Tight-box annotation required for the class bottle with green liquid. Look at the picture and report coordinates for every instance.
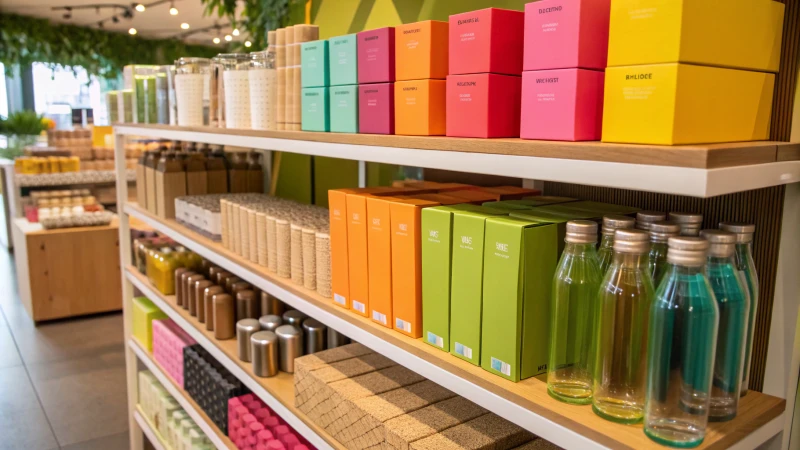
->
[597,215,635,274]
[668,212,703,236]
[548,220,602,404]
[648,221,681,285]
[700,230,749,421]
[720,222,759,397]
[636,211,666,231]
[645,237,718,448]
[593,229,654,424]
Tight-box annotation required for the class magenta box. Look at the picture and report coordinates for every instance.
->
[446,73,521,138]
[357,28,395,84]
[152,319,195,388]
[520,68,604,141]
[449,8,525,76]
[523,0,611,71]
[359,83,394,134]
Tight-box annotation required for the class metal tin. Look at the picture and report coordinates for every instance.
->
[194,280,213,320]
[283,309,307,327]
[208,266,223,282]
[302,318,327,354]
[236,319,261,362]
[185,274,206,313]
[231,280,251,296]
[203,285,224,331]
[251,331,279,377]
[236,290,259,321]
[212,293,235,339]
[275,324,303,372]
[178,271,197,307]
[327,328,351,349]
[200,260,213,277]
[215,270,233,286]
[225,276,243,292]
[261,292,285,317]
[258,314,283,332]
[174,268,190,307]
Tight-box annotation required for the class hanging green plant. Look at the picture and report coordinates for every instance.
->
[201,0,301,50]
[0,13,218,79]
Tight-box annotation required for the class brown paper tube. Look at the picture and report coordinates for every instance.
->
[194,280,213,321]
[213,293,235,339]
[220,199,229,249]
[315,232,331,298]
[267,215,278,272]
[276,219,291,278]
[248,209,258,263]
[256,212,268,266]
[204,285,224,331]
[302,228,317,291]
[290,224,304,285]
[232,203,242,255]
[239,206,250,258]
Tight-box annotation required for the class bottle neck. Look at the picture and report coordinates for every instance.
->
[599,234,614,249]
[612,251,648,269]
[665,262,704,276]
[564,241,599,256]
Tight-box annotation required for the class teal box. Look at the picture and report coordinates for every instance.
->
[301,40,329,88]
[328,34,358,86]
[329,86,359,133]
[301,88,330,132]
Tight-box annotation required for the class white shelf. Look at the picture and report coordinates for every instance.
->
[134,409,168,450]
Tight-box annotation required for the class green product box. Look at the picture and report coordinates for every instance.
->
[448,208,507,365]
[301,87,330,132]
[301,40,330,88]
[481,217,559,382]
[482,196,577,211]
[559,200,639,216]
[329,86,359,133]
[328,34,358,86]
[520,196,578,206]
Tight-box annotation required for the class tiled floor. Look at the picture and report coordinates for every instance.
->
[0,249,129,450]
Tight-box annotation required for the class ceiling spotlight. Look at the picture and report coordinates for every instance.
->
[122,8,133,19]
[213,37,221,44]
[180,22,189,30]
[169,2,178,15]
[128,27,137,35]
[232,28,240,36]
[112,15,119,23]
[244,40,252,48]
[134,3,145,12]
[224,34,232,42]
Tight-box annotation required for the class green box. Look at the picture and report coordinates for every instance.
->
[328,34,358,86]
[329,86,359,133]
[559,201,639,216]
[301,40,329,88]
[448,208,507,365]
[482,196,577,211]
[301,87,330,132]
[481,217,559,382]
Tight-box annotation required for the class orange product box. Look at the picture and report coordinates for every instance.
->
[444,189,500,204]
[395,20,449,81]
[482,186,542,200]
[395,80,447,136]
[409,193,466,205]
[366,196,401,328]
[390,198,441,338]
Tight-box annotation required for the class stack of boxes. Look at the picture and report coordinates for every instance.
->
[152,318,197,388]
[357,27,396,135]
[133,296,168,352]
[394,21,449,136]
[328,34,360,133]
[300,39,331,132]
[520,0,610,141]
[446,8,524,138]
[228,394,311,450]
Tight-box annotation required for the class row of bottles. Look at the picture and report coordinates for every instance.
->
[547,211,759,448]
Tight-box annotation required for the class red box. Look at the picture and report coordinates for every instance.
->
[359,83,394,134]
[357,28,395,84]
[446,73,521,138]
[449,8,525,76]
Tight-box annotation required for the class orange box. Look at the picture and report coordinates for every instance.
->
[482,186,542,200]
[390,198,440,338]
[366,196,400,327]
[394,80,447,136]
[395,20,449,81]
[409,193,465,205]
[444,189,499,204]
[329,189,355,309]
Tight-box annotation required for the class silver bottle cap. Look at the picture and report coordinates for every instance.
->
[669,212,703,236]
[258,314,283,332]
[565,220,597,244]
[699,229,737,258]
[719,222,755,244]
[649,221,681,243]
[636,211,666,230]
[602,215,635,236]
[666,236,709,266]
[612,229,650,253]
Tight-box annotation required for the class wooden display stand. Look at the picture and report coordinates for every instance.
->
[12,218,122,322]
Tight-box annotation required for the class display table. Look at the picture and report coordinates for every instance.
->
[12,217,122,322]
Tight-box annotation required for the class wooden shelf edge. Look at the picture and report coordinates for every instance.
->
[125,202,786,450]
[134,407,169,450]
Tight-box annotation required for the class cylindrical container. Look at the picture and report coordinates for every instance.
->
[290,224,304,285]
[276,219,291,278]
[237,319,261,362]
[316,231,332,298]
[175,268,190,307]
[166,65,177,125]
[231,281,251,297]
[208,266,223,283]
[302,318,327,354]
[186,274,206,313]
[302,227,317,290]
[213,293,235,339]
[249,51,277,131]
[239,206,250,259]
[215,270,233,287]
[178,271,197,308]
[226,276,244,293]
[283,309,307,327]
[327,328,351,349]
[261,292,285,317]
[648,221,681,285]
[276,325,303,372]
[259,315,283,332]
[251,331,279,377]
[236,290,259,321]
[256,213,268,266]
[194,280,214,321]
[218,53,252,129]
[204,285,224,331]
[155,67,170,124]
[267,215,279,272]
[174,57,210,127]
[248,209,258,262]
[597,215,636,275]
[636,211,666,231]
[106,90,119,123]
[669,212,703,236]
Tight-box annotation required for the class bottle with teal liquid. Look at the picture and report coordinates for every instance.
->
[597,215,635,274]
[647,221,681,285]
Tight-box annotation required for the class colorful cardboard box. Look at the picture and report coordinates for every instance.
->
[481,217,558,382]
[446,73,522,138]
[523,0,611,71]
[301,87,330,132]
[133,296,168,352]
[395,20,449,81]
[366,196,398,327]
[607,0,784,73]
[329,34,358,86]
[602,63,775,145]
[329,85,359,133]
[449,8,525,76]
[482,186,543,200]
[358,27,395,84]
[394,79,446,136]
[520,68,604,141]
[301,40,330,88]
[359,83,394,134]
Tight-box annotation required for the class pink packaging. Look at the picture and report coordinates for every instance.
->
[357,28,395,84]
[520,68,604,141]
[449,8,525,76]
[151,319,196,388]
[523,0,611,71]
[359,83,394,134]
[446,73,521,138]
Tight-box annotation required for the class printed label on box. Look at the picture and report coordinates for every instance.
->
[490,357,511,376]
[427,332,444,348]
[455,342,473,360]
[372,310,387,325]
[395,318,412,334]
[334,294,346,305]
[352,300,366,314]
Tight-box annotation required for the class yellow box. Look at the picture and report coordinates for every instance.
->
[602,63,774,145]
[608,0,784,73]
[132,296,167,352]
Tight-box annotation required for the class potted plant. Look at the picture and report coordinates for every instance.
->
[0,110,54,159]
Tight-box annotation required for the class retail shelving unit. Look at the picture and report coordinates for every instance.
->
[133,409,168,450]
[114,125,800,450]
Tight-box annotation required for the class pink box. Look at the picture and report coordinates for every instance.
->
[520,68,604,141]
[357,28,395,84]
[446,73,521,138]
[359,83,394,134]
[151,319,195,388]
[449,8,525,76]
[523,0,611,71]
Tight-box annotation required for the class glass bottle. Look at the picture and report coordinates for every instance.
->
[593,229,654,423]
[597,215,635,274]
[644,237,718,448]
[636,211,666,231]
[668,212,703,236]
[648,221,681,285]
[720,222,759,397]
[548,220,602,404]
[699,230,749,421]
